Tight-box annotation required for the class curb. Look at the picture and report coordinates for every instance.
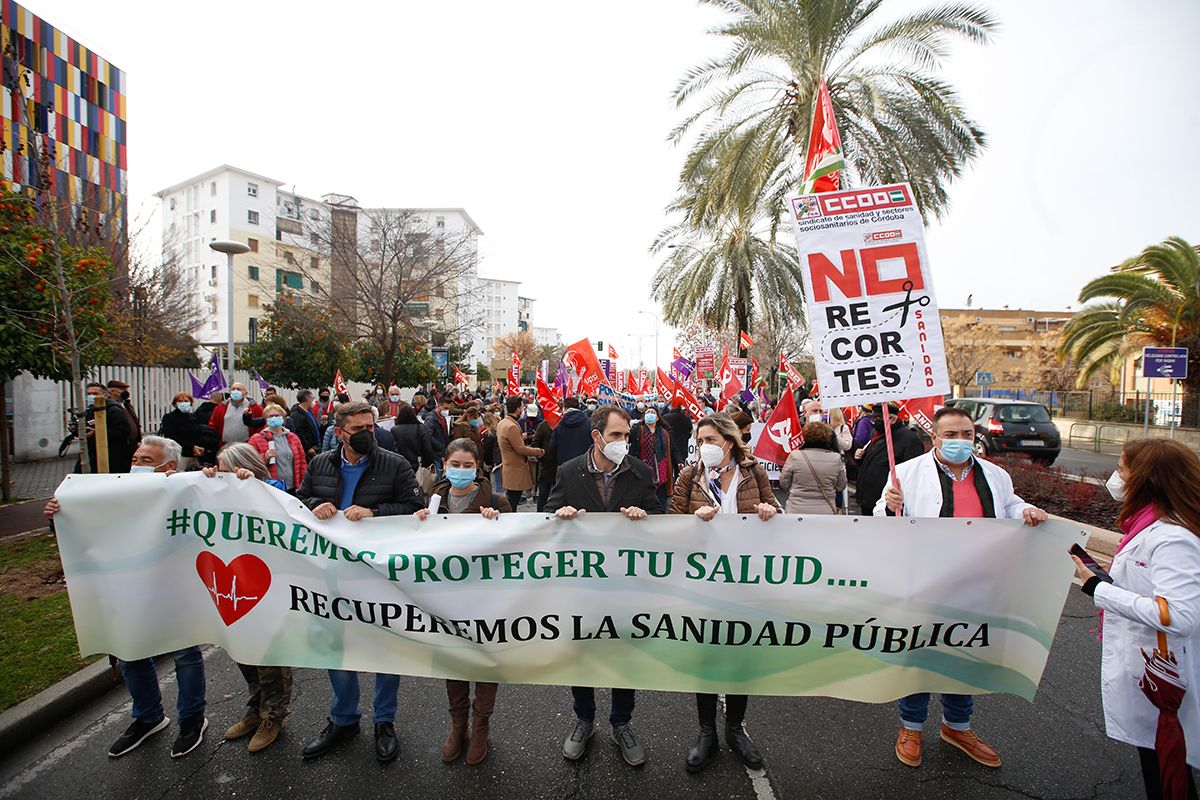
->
[0,657,123,752]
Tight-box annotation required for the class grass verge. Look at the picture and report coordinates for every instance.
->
[0,533,101,710]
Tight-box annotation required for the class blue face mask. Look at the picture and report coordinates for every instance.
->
[939,439,974,464]
[229,390,244,401]
[470,418,483,428]
[389,395,400,403]
[176,402,192,413]
[445,466,476,489]
[643,412,657,425]
[267,416,285,428]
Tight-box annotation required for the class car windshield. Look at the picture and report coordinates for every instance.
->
[996,404,1051,424]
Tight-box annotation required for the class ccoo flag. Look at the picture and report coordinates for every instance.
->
[753,388,805,465]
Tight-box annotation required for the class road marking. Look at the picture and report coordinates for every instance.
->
[720,694,778,800]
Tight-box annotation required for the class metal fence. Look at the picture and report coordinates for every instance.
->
[961,387,1199,430]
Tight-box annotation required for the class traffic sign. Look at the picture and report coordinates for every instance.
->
[1143,347,1188,379]
[975,371,993,386]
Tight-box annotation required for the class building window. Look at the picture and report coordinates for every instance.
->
[210,181,217,196]
[247,238,258,252]
[248,210,259,225]
[210,209,217,224]
[169,198,176,211]
[310,231,320,244]
[248,265,259,280]
[276,270,303,291]
[210,265,217,280]
[310,255,318,269]
[247,182,258,197]
[436,216,445,229]
[247,294,259,308]
[312,279,322,294]
[248,317,258,343]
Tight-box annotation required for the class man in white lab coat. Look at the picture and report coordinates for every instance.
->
[875,405,1048,770]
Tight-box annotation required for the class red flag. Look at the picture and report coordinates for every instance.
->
[672,380,707,422]
[536,375,563,429]
[672,346,681,360]
[750,358,761,386]
[608,343,618,360]
[719,370,744,411]
[802,77,845,194]
[780,353,805,389]
[507,352,521,395]
[453,367,468,386]
[810,379,820,398]
[753,389,805,465]
[333,369,348,395]
[563,339,609,394]
[656,368,674,396]
[896,395,943,436]
[739,330,754,350]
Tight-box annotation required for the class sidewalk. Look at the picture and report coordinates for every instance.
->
[1,458,72,539]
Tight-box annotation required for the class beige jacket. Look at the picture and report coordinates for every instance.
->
[779,448,847,514]
[497,415,539,491]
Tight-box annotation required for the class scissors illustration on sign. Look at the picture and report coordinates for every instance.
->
[881,281,930,327]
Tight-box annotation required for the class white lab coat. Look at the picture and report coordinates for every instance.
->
[871,451,1031,519]
[1092,519,1200,764]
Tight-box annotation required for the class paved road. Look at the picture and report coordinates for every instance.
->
[0,591,1154,800]
[1052,448,1118,479]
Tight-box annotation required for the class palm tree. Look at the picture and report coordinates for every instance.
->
[670,0,996,224]
[1060,237,1200,399]
[650,200,806,355]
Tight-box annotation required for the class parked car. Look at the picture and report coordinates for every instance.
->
[943,398,1062,464]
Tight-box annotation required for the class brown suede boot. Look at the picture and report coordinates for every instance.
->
[224,712,261,741]
[442,719,469,763]
[248,719,282,753]
[465,716,490,766]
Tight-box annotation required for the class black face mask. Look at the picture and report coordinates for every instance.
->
[347,429,376,455]
[319,396,330,403]
[741,432,752,443]
[873,418,886,433]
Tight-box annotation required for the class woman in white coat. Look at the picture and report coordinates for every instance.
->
[1071,438,1200,800]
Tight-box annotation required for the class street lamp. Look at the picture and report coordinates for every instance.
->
[637,310,660,374]
[209,240,250,379]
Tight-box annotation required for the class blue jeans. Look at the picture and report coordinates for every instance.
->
[572,686,635,725]
[328,670,399,725]
[655,483,670,514]
[898,693,973,731]
[120,646,206,724]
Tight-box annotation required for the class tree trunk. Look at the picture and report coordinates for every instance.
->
[0,380,10,501]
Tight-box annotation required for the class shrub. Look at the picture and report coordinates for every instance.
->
[989,455,1119,530]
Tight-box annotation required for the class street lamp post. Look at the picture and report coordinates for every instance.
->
[637,310,660,374]
[209,240,251,380]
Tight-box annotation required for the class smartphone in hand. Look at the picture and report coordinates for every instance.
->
[1070,543,1114,584]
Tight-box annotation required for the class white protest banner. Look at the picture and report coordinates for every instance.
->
[53,473,1083,701]
[789,183,950,407]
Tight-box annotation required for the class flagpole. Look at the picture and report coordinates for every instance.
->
[880,404,901,515]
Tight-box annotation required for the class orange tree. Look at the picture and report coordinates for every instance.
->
[241,292,348,390]
[349,337,438,388]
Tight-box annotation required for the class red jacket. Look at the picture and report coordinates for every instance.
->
[208,400,265,445]
[249,429,308,488]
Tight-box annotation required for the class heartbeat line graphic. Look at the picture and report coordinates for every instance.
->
[206,571,260,611]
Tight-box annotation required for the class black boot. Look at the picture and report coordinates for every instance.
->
[686,724,719,773]
[726,722,763,769]
[301,719,359,759]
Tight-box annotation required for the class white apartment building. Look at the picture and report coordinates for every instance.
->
[533,326,562,348]
[478,278,521,362]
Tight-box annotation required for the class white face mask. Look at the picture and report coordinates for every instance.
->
[129,463,165,474]
[808,413,823,423]
[699,443,726,469]
[1106,471,1125,502]
[602,439,629,465]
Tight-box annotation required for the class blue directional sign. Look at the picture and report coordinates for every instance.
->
[1143,347,1188,379]
[975,371,993,386]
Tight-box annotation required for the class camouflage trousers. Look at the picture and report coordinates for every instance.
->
[236,663,293,721]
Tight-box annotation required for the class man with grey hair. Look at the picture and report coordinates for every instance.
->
[43,435,209,760]
[208,381,264,447]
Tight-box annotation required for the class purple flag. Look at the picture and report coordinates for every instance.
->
[739,388,755,404]
[189,373,208,400]
[252,367,269,394]
[554,362,567,390]
[192,353,227,400]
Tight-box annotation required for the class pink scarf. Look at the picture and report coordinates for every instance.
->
[1095,504,1158,640]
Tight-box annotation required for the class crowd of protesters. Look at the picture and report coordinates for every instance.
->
[42,374,1200,800]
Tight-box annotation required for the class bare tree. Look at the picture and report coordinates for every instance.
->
[284,204,483,386]
[107,238,204,366]
[941,318,1001,389]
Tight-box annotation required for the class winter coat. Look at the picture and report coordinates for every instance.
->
[779,448,847,514]
[81,399,135,474]
[669,461,781,515]
[297,444,425,516]
[855,422,924,516]
[249,428,308,489]
[532,420,556,485]
[391,421,427,470]
[870,451,1031,519]
[497,415,539,492]
[159,409,206,455]
[548,409,592,466]
[450,420,483,454]
[208,400,265,446]
[481,429,502,469]
[423,411,452,461]
[661,408,693,468]
[628,421,673,488]
[286,403,322,454]
[545,451,662,514]
[1092,519,1200,764]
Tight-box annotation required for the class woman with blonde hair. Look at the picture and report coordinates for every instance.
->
[669,413,781,773]
[201,443,292,751]
[1072,438,1200,799]
[248,403,307,493]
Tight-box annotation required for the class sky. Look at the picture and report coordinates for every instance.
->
[33,0,1200,372]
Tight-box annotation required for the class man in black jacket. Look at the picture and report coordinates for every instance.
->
[660,404,693,472]
[296,402,425,764]
[422,394,454,479]
[286,389,322,458]
[854,403,925,516]
[546,405,659,769]
[80,382,137,473]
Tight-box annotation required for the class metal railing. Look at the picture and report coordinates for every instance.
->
[962,387,1198,430]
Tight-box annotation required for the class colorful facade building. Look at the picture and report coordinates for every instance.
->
[0,0,127,249]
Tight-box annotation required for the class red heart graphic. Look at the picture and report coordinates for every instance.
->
[195,552,272,626]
